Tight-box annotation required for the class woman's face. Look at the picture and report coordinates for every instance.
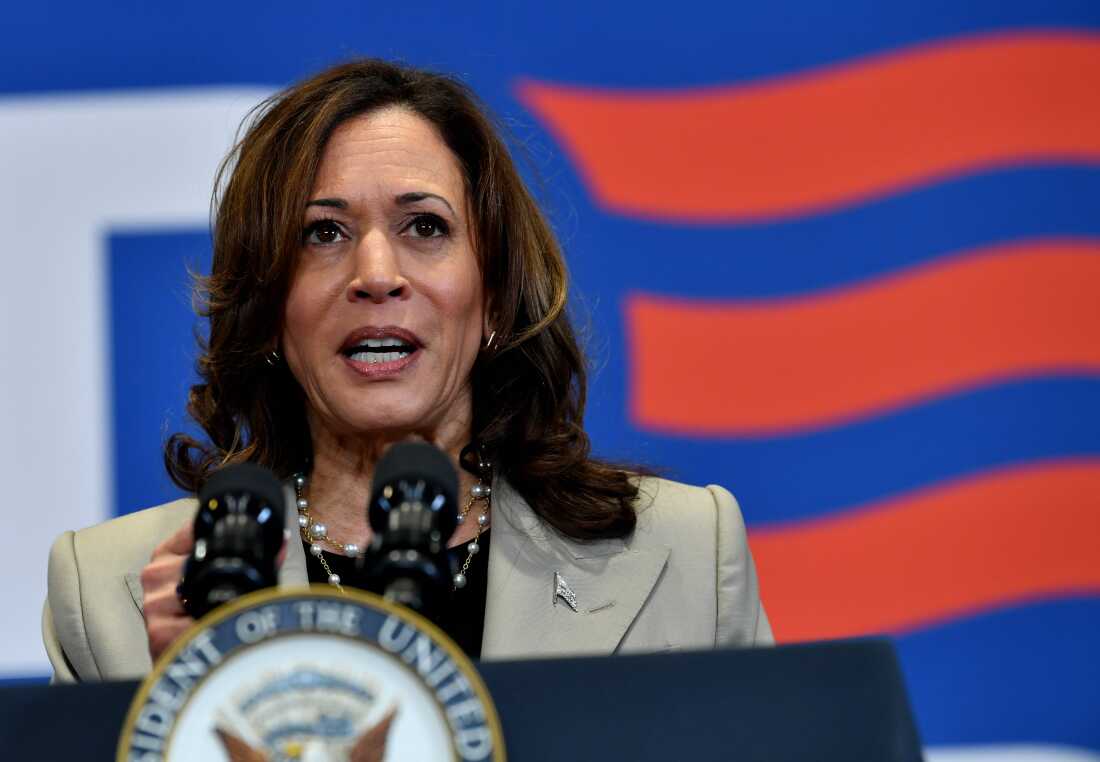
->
[282,106,486,442]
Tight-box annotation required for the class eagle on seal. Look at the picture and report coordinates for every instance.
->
[214,707,398,762]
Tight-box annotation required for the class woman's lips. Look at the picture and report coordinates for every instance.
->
[341,347,420,378]
[338,325,422,378]
[339,325,423,353]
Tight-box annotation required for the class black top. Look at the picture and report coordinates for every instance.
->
[302,531,491,659]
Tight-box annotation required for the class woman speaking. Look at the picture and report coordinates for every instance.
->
[43,59,772,682]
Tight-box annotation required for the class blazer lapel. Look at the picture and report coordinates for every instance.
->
[480,479,668,660]
[279,490,309,588]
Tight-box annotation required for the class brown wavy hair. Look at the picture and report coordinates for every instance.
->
[165,59,638,540]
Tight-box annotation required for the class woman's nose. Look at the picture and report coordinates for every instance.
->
[347,231,409,303]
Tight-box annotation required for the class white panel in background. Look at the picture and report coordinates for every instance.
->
[0,87,272,676]
[927,744,1100,762]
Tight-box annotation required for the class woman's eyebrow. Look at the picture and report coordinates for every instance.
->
[306,194,455,214]
[396,191,455,215]
[306,197,347,209]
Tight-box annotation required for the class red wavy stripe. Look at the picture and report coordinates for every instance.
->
[750,459,1100,642]
[626,239,1100,435]
[518,32,1100,221]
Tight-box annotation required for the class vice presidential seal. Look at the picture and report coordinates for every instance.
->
[118,586,505,761]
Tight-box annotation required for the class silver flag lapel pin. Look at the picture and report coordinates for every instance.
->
[553,571,579,612]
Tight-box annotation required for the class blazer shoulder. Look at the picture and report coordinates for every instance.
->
[56,498,198,578]
[626,476,736,578]
[631,476,743,539]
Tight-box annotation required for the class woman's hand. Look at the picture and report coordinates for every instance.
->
[140,520,196,663]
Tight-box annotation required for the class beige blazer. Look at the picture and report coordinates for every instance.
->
[43,477,772,682]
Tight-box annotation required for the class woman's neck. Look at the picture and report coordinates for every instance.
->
[303,422,483,553]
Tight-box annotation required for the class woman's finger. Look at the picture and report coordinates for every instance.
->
[141,518,198,662]
[147,615,194,662]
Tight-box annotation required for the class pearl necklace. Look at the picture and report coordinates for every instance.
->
[293,472,491,594]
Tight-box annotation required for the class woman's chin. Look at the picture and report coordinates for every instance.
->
[313,393,442,438]
[330,413,428,438]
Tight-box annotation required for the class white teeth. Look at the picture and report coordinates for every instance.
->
[360,337,408,349]
[349,350,411,364]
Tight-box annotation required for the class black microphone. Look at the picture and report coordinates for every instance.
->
[178,463,287,619]
[360,441,459,623]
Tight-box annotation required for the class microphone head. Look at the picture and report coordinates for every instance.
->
[368,441,459,545]
[195,463,286,555]
[199,462,285,513]
[182,462,287,618]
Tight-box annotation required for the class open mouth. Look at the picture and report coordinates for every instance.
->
[341,336,417,365]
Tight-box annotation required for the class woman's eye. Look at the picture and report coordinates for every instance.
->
[303,219,347,245]
[407,214,449,239]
